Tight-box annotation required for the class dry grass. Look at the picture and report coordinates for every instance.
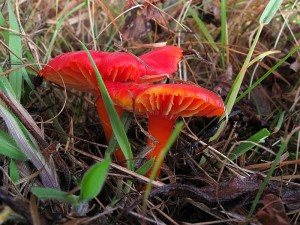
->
[0,0,299,224]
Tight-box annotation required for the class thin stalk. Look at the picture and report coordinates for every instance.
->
[245,127,300,223]
[81,42,134,171]
[145,116,176,177]
[143,122,184,208]
[221,0,227,68]
[210,23,264,141]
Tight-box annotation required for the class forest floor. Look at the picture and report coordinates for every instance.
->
[0,0,299,224]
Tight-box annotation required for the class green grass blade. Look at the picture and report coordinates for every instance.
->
[7,1,22,100]
[273,111,285,133]
[245,127,300,223]
[229,128,270,161]
[43,2,86,63]
[221,0,227,67]
[143,122,184,207]
[136,158,155,176]
[9,159,20,185]
[259,0,284,24]
[80,42,134,171]
[32,188,79,205]
[0,68,16,97]
[224,24,264,114]
[236,45,300,103]
[188,6,219,52]
[0,73,45,140]
[0,103,59,189]
[0,130,27,160]
[0,12,9,42]
[0,12,6,26]
[79,157,111,202]
[210,0,285,141]
[106,111,132,157]
[7,0,27,100]
[210,24,264,141]
[247,50,280,69]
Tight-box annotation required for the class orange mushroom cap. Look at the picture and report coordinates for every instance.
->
[38,50,110,92]
[106,81,225,178]
[138,46,183,79]
[95,46,183,83]
[105,82,225,119]
[39,46,183,167]
[39,46,183,91]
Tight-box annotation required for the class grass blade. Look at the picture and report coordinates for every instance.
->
[79,157,111,202]
[0,103,59,189]
[0,130,27,160]
[32,188,78,205]
[136,158,155,176]
[44,2,86,63]
[224,24,264,115]
[209,24,264,141]
[260,0,284,24]
[7,0,27,100]
[246,127,300,223]
[221,0,227,67]
[80,42,134,171]
[229,128,270,161]
[236,45,300,103]
[188,6,219,52]
[9,159,20,184]
[143,121,184,207]
[106,111,132,156]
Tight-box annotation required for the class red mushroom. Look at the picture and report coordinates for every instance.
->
[39,46,183,164]
[138,45,183,82]
[38,50,110,92]
[105,81,225,177]
[92,45,183,84]
[94,46,182,162]
[39,46,183,89]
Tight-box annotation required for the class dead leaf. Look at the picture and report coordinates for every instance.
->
[272,81,283,99]
[121,9,152,42]
[143,2,169,28]
[256,194,289,225]
[251,86,272,116]
[213,64,233,97]
[290,61,300,72]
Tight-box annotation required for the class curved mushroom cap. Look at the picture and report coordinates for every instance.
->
[95,52,141,82]
[106,82,225,119]
[39,46,183,92]
[139,46,183,77]
[38,50,109,92]
[96,46,183,82]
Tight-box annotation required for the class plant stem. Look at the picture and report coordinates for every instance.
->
[146,115,176,177]
[210,23,264,141]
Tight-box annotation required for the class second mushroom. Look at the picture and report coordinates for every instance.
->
[105,81,225,178]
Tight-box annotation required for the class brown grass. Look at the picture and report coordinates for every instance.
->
[0,0,299,224]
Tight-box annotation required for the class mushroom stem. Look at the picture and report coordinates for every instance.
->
[146,115,176,177]
[95,96,126,162]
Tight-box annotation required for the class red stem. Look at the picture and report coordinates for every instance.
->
[146,115,175,178]
[95,97,126,163]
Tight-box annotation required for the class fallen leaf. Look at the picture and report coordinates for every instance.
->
[256,194,289,225]
[251,86,272,116]
[121,9,152,42]
[290,60,300,72]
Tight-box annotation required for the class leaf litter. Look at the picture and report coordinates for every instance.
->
[0,0,299,224]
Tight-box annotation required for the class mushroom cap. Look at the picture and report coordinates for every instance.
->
[96,46,183,82]
[39,46,182,92]
[105,82,225,119]
[95,52,141,82]
[38,50,109,92]
[139,46,183,77]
